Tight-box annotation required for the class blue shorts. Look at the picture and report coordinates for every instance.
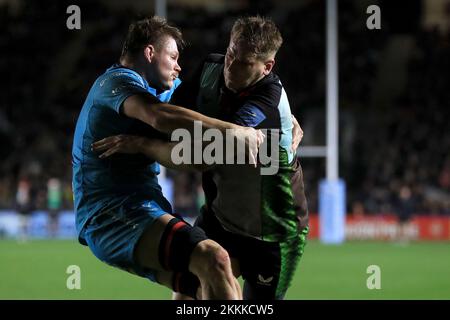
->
[80,197,171,282]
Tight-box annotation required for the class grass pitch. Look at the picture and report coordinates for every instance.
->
[1,239,449,300]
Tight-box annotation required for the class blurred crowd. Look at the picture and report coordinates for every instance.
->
[350,26,450,216]
[0,0,448,218]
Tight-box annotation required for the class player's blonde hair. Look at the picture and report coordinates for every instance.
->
[230,16,283,60]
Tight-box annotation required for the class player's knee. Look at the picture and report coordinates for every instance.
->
[191,240,231,277]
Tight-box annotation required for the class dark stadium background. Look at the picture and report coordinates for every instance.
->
[0,0,449,300]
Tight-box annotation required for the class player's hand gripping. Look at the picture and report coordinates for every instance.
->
[92,127,265,167]
[229,127,265,166]
[91,135,146,158]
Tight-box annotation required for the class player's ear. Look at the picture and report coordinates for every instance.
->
[263,59,275,75]
[144,45,155,63]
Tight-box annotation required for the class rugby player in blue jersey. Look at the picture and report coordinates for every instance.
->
[72,17,265,300]
[92,16,308,300]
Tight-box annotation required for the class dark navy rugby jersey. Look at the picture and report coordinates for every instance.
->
[172,54,308,241]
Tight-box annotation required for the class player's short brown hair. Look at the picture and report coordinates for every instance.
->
[230,16,283,60]
[121,16,185,58]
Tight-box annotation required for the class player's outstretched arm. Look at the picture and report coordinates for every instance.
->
[122,94,265,165]
[123,94,240,134]
[91,135,210,171]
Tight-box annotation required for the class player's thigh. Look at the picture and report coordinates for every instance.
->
[134,213,174,271]
[136,212,209,274]
[82,200,172,281]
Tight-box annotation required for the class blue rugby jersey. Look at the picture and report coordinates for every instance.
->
[72,64,180,243]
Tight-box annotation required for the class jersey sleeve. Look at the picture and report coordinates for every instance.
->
[233,81,282,128]
[233,104,267,127]
[96,72,155,114]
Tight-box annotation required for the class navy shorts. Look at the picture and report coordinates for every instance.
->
[195,208,308,300]
[80,197,171,282]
